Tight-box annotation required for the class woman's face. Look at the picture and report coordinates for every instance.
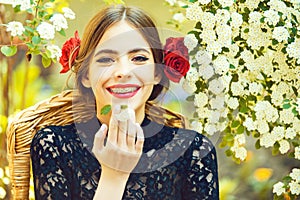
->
[82,21,160,124]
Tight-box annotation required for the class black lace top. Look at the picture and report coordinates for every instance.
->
[30,116,219,200]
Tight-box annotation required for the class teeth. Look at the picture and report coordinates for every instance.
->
[110,87,137,94]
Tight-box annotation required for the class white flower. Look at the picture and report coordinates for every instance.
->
[248,82,263,95]
[279,109,295,124]
[209,95,225,110]
[234,134,246,146]
[182,80,197,94]
[285,127,297,139]
[213,55,230,75]
[260,133,276,148]
[295,147,300,160]
[199,0,211,5]
[185,66,199,82]
[195,50,212,66]
[6,21,25,37]
[249,11,262,24]
[62,7,76,20]
[230,12,243,28]
[184,34,198,52]
[289,180,300,195]
[218,0,234,8]
[243,117,256,131]
[272,26,289,42]
[12,0,31,11]
[271,126,285,141]
[231,81,244,96]
[206,41,222,56]
[196,107,211,119]
[194,92,208,108]
[200,12,216,29]
[231,146,247,160]
[296,98,300,114]
[227,97,239,110]
[273,181,285,196]
[190,120,203,133]
[278,140,290,154]
[186,3,203,21]
[199,64,215,80]
[289,168,300,182]
[46,45,62,61]
[264,9,280,26]
[204,123,217,135]
[208,78,225,95]
[173,13,185,23]
[286,39,300,60]
[36,22,55,40]
[50,14,68,31]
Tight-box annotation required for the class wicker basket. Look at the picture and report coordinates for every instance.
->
[6,90,185,199]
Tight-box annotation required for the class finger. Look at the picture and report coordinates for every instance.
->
[127,119,136,149]
[117,118,127,147]
[108,106,120,144]
[92,124,108,153]
[135,123,144,153]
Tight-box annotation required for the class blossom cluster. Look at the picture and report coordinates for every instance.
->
[273,168,300,196]
[166,0,300,198]
[1,1,75,66]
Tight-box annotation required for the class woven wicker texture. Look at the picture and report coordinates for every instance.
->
[6,90,185,200]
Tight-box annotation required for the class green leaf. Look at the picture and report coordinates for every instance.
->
[282,103,291,109]
[58,29,66,37]
[1,46,17,57]
[101,105,112,115]
[255,140,261,149]
[32,36,41,45]
[186,95,195,101]
[231,120,240,128]
[236,125,245,134]
[42,56,51,67]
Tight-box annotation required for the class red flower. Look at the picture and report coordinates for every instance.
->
[163,37,190,83]
[59,30,81,73]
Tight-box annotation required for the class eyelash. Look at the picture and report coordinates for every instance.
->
[97,57,115,64]
[132,56,149,62]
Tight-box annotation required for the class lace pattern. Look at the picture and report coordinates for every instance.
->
[30,116,219,199]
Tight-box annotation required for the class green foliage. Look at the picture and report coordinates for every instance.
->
[1,46,17,57]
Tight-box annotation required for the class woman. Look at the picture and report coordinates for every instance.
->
[30,5,219,200]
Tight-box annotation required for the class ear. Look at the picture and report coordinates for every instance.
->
[154,72,162,84]
[81,73,91,88]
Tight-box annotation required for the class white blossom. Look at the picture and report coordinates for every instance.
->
[195,50,212,66]
[6,21,25,37]
[227,97,239,110]
[230,12,243,28]
[289,180,300,195]
[260,133,276,148]
[243,117,256,131]
[165,0,177,6]
[273,182,286,196]
[206,41,222,56]
[50,14,68,31]
[208,78,225,95]
[194,92,208,108]
[279,109,295,124]
[173,13,185,23]
[182,79,197,94]
[264,9,280,26]
[218,0,234,8]
[249,82,263,95]
[213,55,230,75]
[46,45,62,61]
[198,0,211,5]
[231,81,244,96]
[184,34,198,52]
[278,140,290,154]
[36,22,55,40]
[209,95,225,110]
[295,147,300,160]
[190,120,203,133]
[285,127,297,139]
[272,26,289,42]
[199,64,215,80]
[12,0,31,11]
[231,146,247,160]
[204,123,218,135]
[186,3,203,21]
[62,7,76,20]
[289,168,300,182]
[296,98,300,114]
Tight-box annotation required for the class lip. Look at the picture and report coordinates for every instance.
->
[106,84,141,99]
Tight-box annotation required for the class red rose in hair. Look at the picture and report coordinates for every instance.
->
[59,30,81,73]
[163,37,190,83]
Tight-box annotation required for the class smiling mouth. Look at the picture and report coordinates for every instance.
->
[107,85,140,98]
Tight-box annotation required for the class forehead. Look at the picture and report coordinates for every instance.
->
[96,21,151,53]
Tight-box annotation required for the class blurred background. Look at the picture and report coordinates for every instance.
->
[0,0,299,199]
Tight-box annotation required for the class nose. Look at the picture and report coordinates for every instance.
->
[113,60,132,80]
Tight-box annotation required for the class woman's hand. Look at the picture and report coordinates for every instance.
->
[92,106,144,174]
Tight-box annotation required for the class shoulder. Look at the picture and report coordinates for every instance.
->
[31,123,79,150]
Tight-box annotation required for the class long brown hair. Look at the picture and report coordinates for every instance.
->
[73,5,169,104]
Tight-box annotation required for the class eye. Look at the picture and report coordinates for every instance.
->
[97,57,115,64]
[132,56,149,63]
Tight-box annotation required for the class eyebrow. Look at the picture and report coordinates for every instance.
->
[94,48,151,57]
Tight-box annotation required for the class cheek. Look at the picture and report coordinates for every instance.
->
[133,65,156,84]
